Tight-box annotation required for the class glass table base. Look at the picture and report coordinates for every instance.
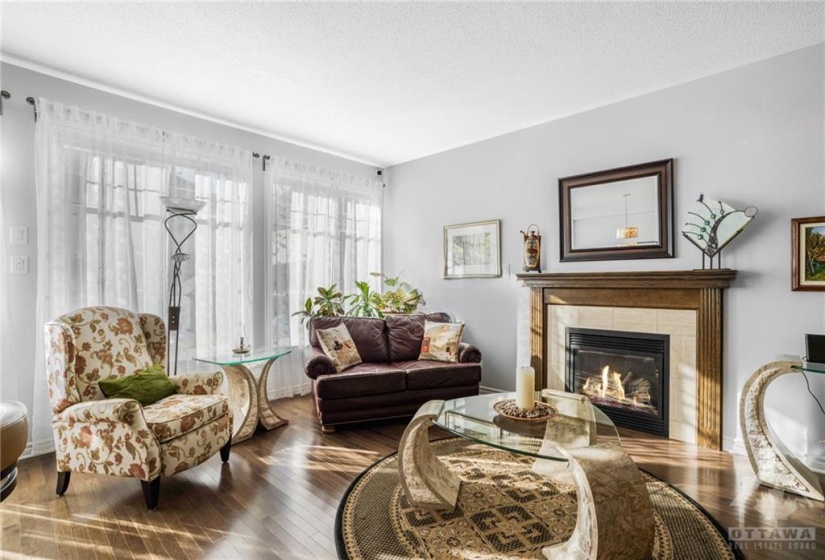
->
[222,359,289,444]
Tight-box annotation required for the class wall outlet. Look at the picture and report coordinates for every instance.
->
[10,225,28,245]
[11,255,28,274]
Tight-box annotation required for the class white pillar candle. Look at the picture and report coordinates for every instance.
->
[515,366,535,410]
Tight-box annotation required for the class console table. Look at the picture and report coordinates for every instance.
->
[194,348,291,444]
[740,360,824,501]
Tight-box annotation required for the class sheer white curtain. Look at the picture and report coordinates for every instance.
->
[0,165,8,404]
[266,157,382,397]
[30,99,253,453]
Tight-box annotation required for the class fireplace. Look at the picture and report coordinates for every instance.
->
[565,328,669,437]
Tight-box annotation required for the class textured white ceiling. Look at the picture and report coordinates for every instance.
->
[2,2,823,166]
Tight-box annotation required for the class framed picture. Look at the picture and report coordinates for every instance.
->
[792,216,825,291]
[444,220,501,278]
[559,159,674,262]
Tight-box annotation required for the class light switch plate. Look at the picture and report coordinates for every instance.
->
[11,255,28,274]
[10,226,28,245]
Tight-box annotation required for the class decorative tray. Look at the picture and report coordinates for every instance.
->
[492,399,557,422]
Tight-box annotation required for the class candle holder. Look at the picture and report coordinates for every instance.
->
[232,336,251,354]
[493,400,556,421]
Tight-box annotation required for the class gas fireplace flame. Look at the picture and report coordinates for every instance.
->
[601,365,608,398]
[599,365,626,401]
[583,365,653,413]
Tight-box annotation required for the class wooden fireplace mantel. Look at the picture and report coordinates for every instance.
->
[516,269,737,450]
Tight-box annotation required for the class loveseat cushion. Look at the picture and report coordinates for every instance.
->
[314,364,406,400]
[316,323,362,372]
[142,394,230,443]
[418,320,465,362]
[310,317,390,363]
[386,312,452,361]
[393,360,482,390]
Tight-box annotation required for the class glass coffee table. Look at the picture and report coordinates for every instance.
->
[398,391,655,559]
[434,390,619,458]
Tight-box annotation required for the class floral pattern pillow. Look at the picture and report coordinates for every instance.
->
[316,323,362,372]
[418,320,464,363]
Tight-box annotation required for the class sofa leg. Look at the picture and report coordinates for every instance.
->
[141,478,160,510]
[56,471,71,496]
[220,436,232,462]
[321,425,337,433]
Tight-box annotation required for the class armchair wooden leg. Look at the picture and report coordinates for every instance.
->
[56,471,71,496]
[141,478,160,510]
[220,436,231,462]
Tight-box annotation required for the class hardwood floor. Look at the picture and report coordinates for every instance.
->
[1,395,823,559]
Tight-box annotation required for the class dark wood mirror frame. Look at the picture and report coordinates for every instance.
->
[559,159,674,262]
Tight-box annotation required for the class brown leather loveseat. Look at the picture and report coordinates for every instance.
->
[302,313,482,432]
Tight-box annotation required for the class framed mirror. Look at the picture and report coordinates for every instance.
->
[559,159,674,262]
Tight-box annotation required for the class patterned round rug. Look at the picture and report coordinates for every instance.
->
[336,438,742,560]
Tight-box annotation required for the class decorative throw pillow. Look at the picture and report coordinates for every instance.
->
[418,320,465,363]
[99,363,177,406]
[316,323,363,372]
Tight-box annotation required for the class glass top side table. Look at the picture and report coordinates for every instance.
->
[740,360,824,501]
[193,347,291,444]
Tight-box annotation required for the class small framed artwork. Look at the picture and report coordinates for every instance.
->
[443,219,501,278]
[792,216,825,291]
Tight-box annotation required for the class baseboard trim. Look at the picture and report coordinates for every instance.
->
[21,438,55,460]
[723,435,746,456]
[479,385,504,395]
[723,435,825,475]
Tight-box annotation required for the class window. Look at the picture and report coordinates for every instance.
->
[266,157,382,395]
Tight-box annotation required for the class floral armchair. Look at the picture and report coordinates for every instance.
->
[45,306,232,509]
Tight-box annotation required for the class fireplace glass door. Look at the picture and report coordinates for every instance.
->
[566,328,669,437]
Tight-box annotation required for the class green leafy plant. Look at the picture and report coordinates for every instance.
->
[292,284,346,324]
[293,273,426,324]
[372,272,426,315]
[345,280,383,317]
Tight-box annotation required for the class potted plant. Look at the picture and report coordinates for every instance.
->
[372,272,426,315]
[292,284,346,324]
[345,280,383,317]
[293,273,427,324]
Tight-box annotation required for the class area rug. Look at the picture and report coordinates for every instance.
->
[336,438,742,560]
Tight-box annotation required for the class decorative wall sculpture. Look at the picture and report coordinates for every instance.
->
[682,195,757,269]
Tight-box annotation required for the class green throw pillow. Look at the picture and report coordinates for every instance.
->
[99,364,176,406]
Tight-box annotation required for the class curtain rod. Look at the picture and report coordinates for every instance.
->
[252,153,271,171]
[26,96,38,121]
[17,97,383,181]
[0,90,9,116]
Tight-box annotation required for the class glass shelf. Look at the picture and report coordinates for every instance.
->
[793,362,825,375]
[192,347,291,367]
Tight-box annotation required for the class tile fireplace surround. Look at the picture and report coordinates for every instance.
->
[517,270,737,450]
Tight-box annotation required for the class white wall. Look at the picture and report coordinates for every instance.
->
[385,44,825,466]
[0,62,378,452]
